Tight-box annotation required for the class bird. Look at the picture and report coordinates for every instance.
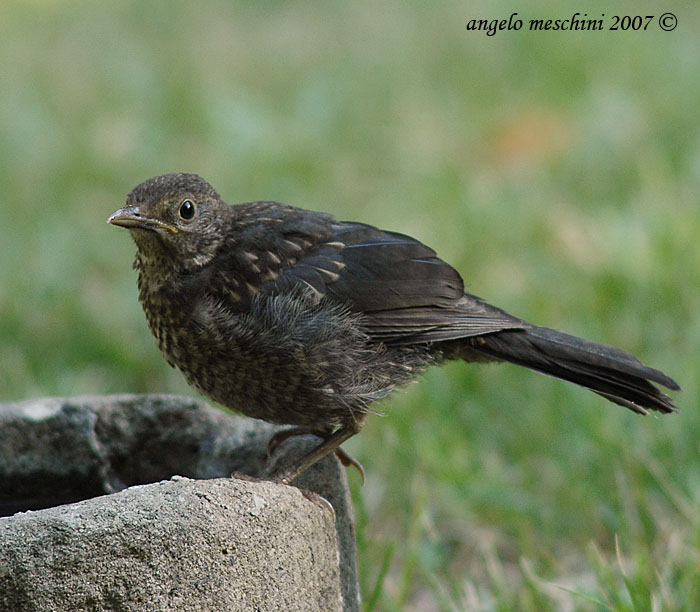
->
[108,173,680,484]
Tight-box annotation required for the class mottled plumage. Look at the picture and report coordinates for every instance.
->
[109,173,680,483]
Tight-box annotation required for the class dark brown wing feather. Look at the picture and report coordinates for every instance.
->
[267,220,526,342]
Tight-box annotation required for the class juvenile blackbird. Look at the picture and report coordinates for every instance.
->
[109,173,679,484]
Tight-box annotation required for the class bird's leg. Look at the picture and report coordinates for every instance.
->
[268,423,366,482]
[270,419,365,485]
[267,426,324,458]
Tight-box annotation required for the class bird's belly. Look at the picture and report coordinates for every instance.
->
[146,312,352,428]
[140,288,430,429]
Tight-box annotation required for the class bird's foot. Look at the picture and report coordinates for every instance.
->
[333,446,365,485]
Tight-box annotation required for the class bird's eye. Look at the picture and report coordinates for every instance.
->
[179,199,196,221]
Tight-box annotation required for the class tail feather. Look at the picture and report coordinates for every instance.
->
[471,325,679,414]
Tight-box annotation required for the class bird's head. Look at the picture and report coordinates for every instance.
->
[109,173,231,271]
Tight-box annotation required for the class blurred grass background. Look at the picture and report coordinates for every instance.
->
[1,0,698,609]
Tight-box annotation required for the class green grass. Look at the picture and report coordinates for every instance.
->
[1,1,698,609]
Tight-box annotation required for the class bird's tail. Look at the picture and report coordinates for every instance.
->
[468,325,679,414]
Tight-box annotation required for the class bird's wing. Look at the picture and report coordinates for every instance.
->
[269,221,526,344]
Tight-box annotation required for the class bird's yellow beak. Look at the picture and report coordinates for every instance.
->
[108,206,179,234]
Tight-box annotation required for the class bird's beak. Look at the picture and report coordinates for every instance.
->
[108,206,178,234]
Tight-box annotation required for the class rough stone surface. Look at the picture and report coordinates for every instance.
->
[0,476,341,611]
[268,435,361,612]
[0,395,361,612]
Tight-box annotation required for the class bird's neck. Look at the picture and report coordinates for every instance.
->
[134,250,180,292]
[134,251,195,364]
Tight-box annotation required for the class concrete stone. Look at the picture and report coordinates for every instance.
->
[0,476,341,611]
[0,395,361,612]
